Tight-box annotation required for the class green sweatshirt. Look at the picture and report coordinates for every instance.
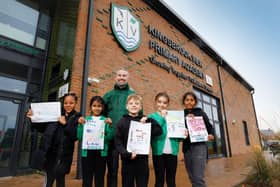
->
[103,83,135,130]
[148,112,181,156]
[77,116,113,157]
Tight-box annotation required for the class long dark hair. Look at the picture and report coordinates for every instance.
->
[89,96,105,115]
[182,91,197,105]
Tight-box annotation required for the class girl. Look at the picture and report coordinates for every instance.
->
[77,96,113,187]
[27,92,83,187]
[182,91,214,187]
[148,92,184,187]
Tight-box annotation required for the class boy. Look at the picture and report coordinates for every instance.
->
[114,94,162,187]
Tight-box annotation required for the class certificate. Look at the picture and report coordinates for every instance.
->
[166,110,186,138]
[30,102,61,123]
[82,118,105,150]
[127,121,151,155]
[186,116,208,143]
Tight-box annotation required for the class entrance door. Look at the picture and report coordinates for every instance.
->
[193,89,226,157]
[0,97,22,176]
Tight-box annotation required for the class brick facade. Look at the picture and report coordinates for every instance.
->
[70,0,260,156]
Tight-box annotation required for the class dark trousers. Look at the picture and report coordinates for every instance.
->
[121,157,149,187]
[184,143,207,187]
[152,154,177,187]
[82,150,106,187]
[106,144,119,187]
[44,170,65,187]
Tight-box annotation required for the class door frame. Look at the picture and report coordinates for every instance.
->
[0,91,26,177]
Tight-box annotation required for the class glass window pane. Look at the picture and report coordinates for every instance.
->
[0,1,39,45]
[214,122,221,139]
[202,94,211,103]
[35,13,50,50]
[0,99,19,167]
[203,103,212,120]
[211,98,217,106]
[196,100,202,108]
[213,106,219,121]
[35,37,46,50]
[37,13,50,32]
[0,76,27,94]
[17,118,32,168]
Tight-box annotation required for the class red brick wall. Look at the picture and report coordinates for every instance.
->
[220,68,260,155]
[70,0,260,156]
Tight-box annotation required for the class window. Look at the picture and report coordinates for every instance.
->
[0,76,27,94]
[0,1,39,45]
[35,13,50,50]
[243,121,250,145]
[194,88,225,157]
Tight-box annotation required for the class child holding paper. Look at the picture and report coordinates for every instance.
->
[77,96,113,187]
[114,94,162,187]
[27,92,83,187]
[182,91,214,187]
[148,92,187,187]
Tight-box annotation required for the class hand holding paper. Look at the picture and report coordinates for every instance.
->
[30,102,61,123]
[166,110,186,138]
[186,116,208,143]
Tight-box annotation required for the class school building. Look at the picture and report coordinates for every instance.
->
[0,0,261,177]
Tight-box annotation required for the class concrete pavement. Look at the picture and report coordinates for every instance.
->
[0,153,252,187]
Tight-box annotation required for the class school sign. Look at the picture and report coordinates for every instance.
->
[111,3,141,52]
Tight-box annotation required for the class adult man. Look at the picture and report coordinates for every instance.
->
[103,69,135,187]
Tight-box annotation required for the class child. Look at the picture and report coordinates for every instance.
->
[27,92,83,187]
[114,94,162,187]
[77,96,113,187]
[182,91,214,187]
[148,92,185,187]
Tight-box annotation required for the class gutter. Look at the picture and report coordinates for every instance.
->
[76,0,94,179]
[250,91,263,147]
[217,61,232,157]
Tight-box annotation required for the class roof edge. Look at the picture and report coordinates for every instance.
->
[143,0,254,92]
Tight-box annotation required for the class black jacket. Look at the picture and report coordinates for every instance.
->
[182,108,214,153]
[115,114,162,160]
[31,110,81,174]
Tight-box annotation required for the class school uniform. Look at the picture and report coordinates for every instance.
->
[77,116,114,187]
[31,110,81,187]
[183,108,214,187]
[149,112,181,187]
[114,114,162,187]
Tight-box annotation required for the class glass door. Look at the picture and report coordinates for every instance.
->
[0,97,21,176]
[193,89,226,157]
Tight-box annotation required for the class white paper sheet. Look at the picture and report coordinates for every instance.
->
[186,116,208,143]
[30,102,61,123]
[82,118,105,150]
[166,110,186,138]
[127,121,151,155]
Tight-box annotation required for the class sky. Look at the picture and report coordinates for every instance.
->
[163,0,280,132]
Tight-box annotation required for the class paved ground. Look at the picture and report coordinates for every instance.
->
[0,153,252,187]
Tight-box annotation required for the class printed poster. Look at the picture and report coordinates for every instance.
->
[82,118,105,150]
[30,102,61,123]
[166,110,186,138]
[127,121,151,155]
[186,116,208,143]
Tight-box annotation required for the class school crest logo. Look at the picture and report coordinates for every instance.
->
[111,3,141,52]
